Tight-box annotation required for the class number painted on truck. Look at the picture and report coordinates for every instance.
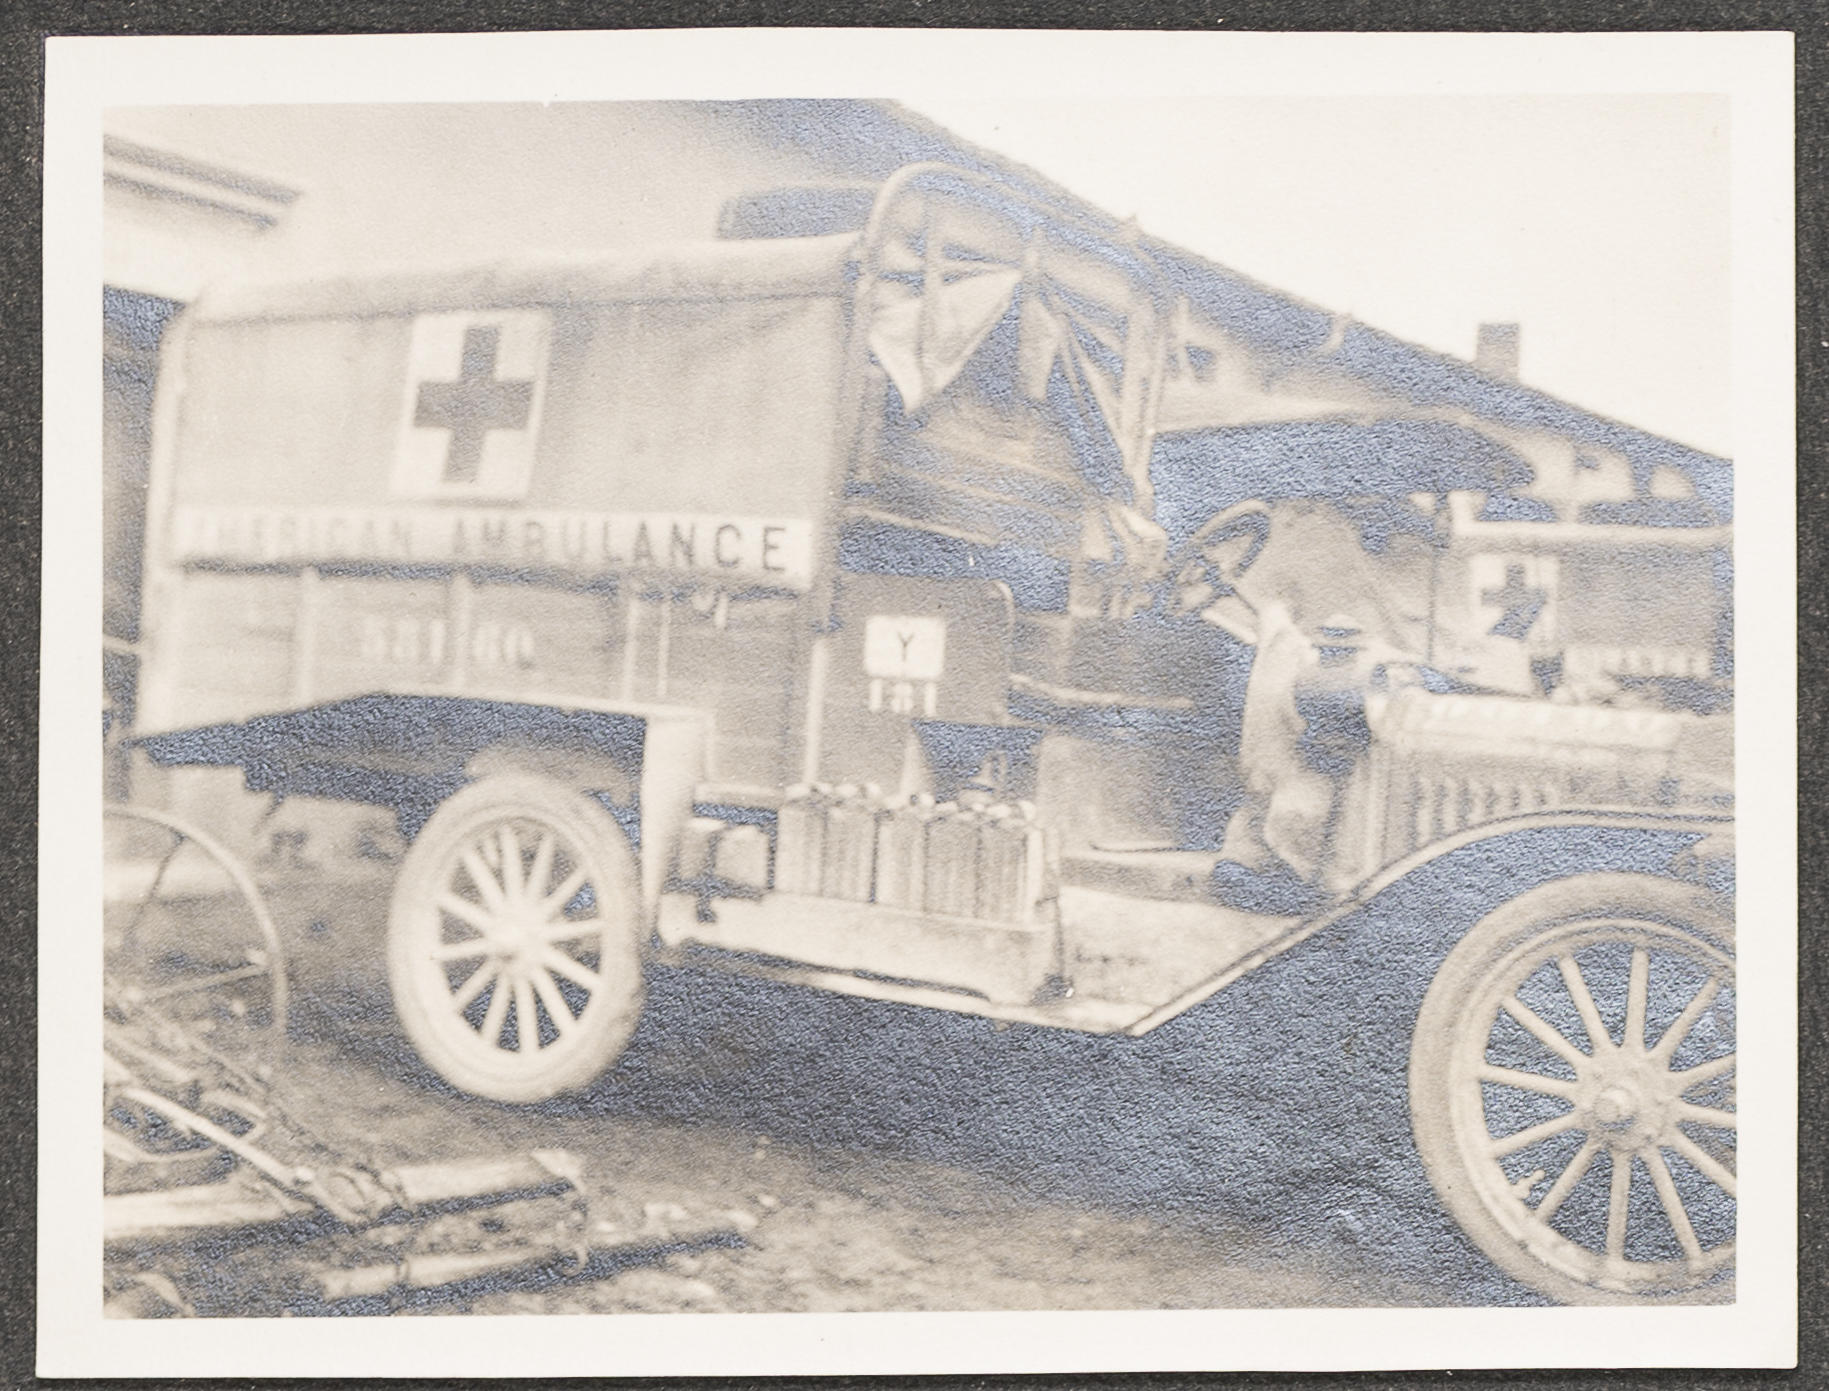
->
[359,614,449,668]
[355,614,535,672]
[468,619,536,671]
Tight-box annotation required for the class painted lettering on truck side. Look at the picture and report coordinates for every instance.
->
[169,504,813,589]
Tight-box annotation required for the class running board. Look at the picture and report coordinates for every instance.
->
[651,882,1311,1036]
[646,942,1148,1034]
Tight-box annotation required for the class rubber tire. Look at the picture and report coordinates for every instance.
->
[1408,871,1734,1306]
[386,773,645,1103]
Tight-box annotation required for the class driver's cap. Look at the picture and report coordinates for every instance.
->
[1316,611,1366,664]
[1318,612,1365,643]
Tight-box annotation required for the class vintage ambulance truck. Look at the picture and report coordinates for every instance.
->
[124,163,1736,1305]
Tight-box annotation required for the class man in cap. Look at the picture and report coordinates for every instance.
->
[1173,496,1442,915]
[1209,607,1386,913]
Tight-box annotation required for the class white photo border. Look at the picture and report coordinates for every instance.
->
[41,27,1797,1376]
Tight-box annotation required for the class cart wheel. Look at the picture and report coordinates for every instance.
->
[103,803,289,1037]
[1409,872,1735,1304]
[386,773,645,1103]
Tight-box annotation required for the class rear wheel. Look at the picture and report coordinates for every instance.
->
[1409,873,1735,1304]
[386,774,644,1103]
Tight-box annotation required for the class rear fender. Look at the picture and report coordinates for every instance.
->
[133,693,710,909]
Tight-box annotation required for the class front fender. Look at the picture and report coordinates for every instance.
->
[1125,811,1731,1036]
[1351,809,1734,911]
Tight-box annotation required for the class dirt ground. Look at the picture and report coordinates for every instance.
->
[248,1024,1421,1316]
[109,830,1450,1316]
[221,1032,1410,1317]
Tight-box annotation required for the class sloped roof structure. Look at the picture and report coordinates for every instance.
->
[723,99,1729,518]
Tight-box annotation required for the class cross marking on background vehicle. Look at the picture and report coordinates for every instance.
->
[1482,562,1549,640]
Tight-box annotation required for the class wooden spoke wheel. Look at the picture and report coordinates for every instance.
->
[386,774,644,1103]
[1410,873,1735,1305]
[102,803,289,1038]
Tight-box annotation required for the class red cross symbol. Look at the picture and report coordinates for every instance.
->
[1481,561,1549,640]
[412,326,534,484]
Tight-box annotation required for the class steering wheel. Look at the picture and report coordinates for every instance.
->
[1169,501,1273,633]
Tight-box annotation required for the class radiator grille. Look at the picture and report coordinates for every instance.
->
[1353,690,1710,872]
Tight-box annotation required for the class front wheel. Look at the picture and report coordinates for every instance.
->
[386,774,645,1103]
[1409,873,1736,1304]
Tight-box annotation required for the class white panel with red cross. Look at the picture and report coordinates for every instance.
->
[1467,551,1560,650]
[391,310,551,501]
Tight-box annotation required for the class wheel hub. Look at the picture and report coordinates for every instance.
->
[1590,1084,1637,1130]
[1576,1053,1682,1154]
[491,914,541,961]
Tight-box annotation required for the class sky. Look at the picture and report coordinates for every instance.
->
[908,95,1732,457]
[107,91,1734,459]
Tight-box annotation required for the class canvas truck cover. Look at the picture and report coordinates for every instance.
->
[162,236,856,580]
[138,236,857,738]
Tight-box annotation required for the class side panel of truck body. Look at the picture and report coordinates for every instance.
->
[138,238,857,793]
